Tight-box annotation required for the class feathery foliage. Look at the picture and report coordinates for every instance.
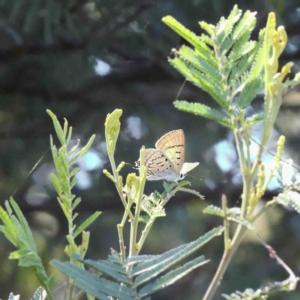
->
[163,5,300,300]
[3,5,300,300]
[102,109,204,267]
[163,6,266,129]
[222,276,299,299]
[0,199,55,299]
[0,110,101,300]
[51,227,223,300]
[203,205,253,229]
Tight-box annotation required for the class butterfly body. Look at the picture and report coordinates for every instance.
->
[135,130,199,182]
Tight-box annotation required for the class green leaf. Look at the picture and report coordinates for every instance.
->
[163,181,176,193]
[221,5,242,38]
[9,248,31,259]
[177,187,204,199]
[133,226,223,285]
[51,260,134,300]
[68,134,96,166]
[176,181,190,188]
[174,101,234,129]
[248,29,265,79]
[203,205,253,229]
[222,276,299,299]
[127,255,158,265]
[50,174,62,195]
[276,191,300,214]
[47,110,66,146]
[73,211,102,238]
[228,40,257,69]
[231,10,256,41]
[244,113,264,128]
[203,205,224,217]
[104,109,123,157]
[199,20,215,37]
[162,16,215,60]
[170,58,229,111]
[228,215,253,230]
[9,198,36,251]
[139,255,209,297]
[72,197,82,209]
[176,45,221,81]
[0,198,54,299]
[0,206,19,246]
[69,167,80,178]
[82,259,132,285]
[236,77,263,109]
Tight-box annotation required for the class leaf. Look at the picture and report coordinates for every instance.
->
[222,5,242,37]
[276,191,300,214]
[51,260,134,300]
[228,215,253,230]
[47,110,66,146]
[203,205,253,229]
[244,113,264,128]
[176,45,221,81]
[104,109,123,157]
[163,181,176,193]
[176,181,191,188]
[9,198,36,251]
[139,256,209,297]
[141,194,165,218]
[170,58,229,111]
[0,206,19,246]
[82,259,132,285]
[162,16,215,61]
[222,276,299,299]
[132,226,223,286]
[236,77,263,109]
[174,101,234,129]
[50,174,62,195]
[203,205,224,217]
[68,134,96,166]
[0,199,54,299]
[9,248,31,259]
[127,255,159,265]
[73,211,102,238]
[177,187,204,199]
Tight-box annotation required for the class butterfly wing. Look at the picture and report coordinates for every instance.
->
[143,148,176,181]
[180,162,199,176]
[155,129,185,174]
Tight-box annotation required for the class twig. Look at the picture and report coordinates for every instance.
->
[256,232,299,291]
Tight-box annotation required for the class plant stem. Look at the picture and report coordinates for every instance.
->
[137,217,155,252]
[108,154,134,220]
[128,167,146,259]
[203,124,254,300]
[222,195,230,250]
[117,224,126,264]
[202,226,247,300]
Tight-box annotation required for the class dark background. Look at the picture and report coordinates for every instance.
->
[0,0,300,299]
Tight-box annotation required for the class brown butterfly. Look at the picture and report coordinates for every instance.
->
[135,129,199,182]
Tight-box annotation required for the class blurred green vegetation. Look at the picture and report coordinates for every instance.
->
[0,0,300,299]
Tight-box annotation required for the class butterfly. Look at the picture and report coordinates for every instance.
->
[135,129,199,182]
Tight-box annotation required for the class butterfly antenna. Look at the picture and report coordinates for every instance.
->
[11,148,50,198]
[186,174,202,182]
[125,162,135,168]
